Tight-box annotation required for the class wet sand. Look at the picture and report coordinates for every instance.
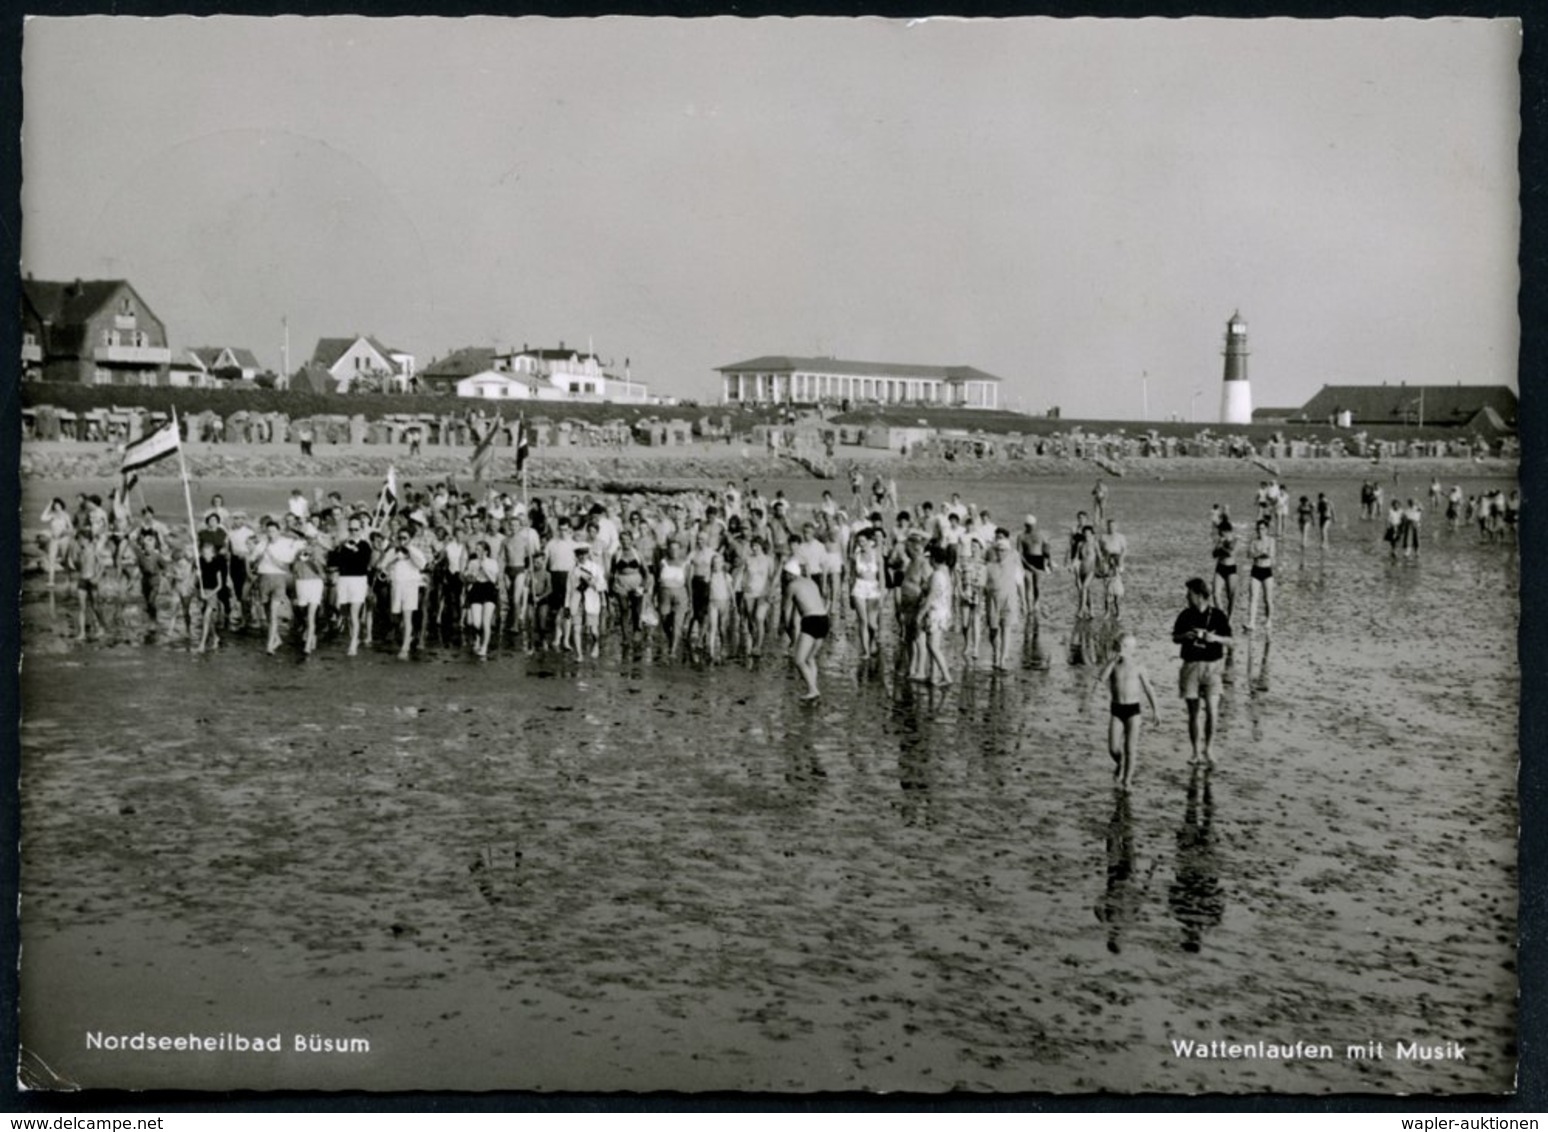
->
[17,475,1519,1094]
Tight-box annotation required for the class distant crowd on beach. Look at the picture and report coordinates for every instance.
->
[32,464,1518,784]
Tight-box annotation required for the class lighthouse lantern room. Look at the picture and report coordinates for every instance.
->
[1219,310,1253,425]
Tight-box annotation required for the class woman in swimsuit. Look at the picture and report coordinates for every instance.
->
[1071,525,1099,618]
[740,535,775,657]
[1247,518,1275,632]
[898,536,932,681]
[1211,519,1238,620]
[704,551,734,661]
[40,498,74,590]
[956,537,986,661]
[655,539,691,657]
[610,528,649,635]
[1296,496,1315,553]
[917,544,955,686]
[464,539,502,658]
[849,527,884,659]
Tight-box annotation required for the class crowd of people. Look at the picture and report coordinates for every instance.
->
[32,466,1518,781]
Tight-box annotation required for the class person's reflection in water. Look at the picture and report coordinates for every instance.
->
[1249,636,1272,693]
[1068,614,1098,667]
[779,700,828,798]
[1071,613,1124,669]
[892,682,939,828]
[1094,789,1148,953]
[1024,614,1053,671]
[1245,637,1272,742]
[1169,765,1225,953]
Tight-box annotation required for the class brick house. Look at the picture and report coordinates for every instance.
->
[21,277,172,385]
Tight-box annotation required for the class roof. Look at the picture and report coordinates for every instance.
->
[1299,384,1517,424]
[716,355,1004,383]
[23,278,131,325]
[420,347,499,380]
[290,361,341,395]
[1466,405,1512,435]
[310,335,407,370]
[190,346,262,371]
[509,346,601,363]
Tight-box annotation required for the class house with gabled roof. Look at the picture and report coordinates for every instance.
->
[187,346,262,383]
[290,361,343,396]
[309,334,417,393]
[417,347,500,395]
[21,277,172,385]
[716,355,1003,410]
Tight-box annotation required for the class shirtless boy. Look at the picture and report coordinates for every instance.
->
[1090,633,1159,790]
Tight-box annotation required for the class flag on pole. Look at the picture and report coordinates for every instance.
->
[375,465,399,526]
[469,414,502,484]
[514,415,530,475]
[120,418,180,475]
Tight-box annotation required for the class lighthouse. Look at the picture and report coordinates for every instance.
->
[1219,310,1253,425]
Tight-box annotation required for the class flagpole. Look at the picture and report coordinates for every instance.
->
[172,406,198,549]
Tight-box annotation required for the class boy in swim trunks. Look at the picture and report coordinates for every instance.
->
[1089,632,1159,790]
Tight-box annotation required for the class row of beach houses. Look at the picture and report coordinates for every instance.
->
[18,276,1013,413]
[19,277,663,406]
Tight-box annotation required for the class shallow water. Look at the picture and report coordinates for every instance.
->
[18,474,1520,1093]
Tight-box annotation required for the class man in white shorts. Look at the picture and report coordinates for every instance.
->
[387,528,428,659]
[330,514,374,656]
[250,518,301,655]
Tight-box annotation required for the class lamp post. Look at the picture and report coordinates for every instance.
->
[1190,386,1202,423]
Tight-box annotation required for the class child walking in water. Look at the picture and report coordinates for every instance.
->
[1089,633,1160,791]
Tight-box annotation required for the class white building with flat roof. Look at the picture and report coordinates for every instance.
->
[716,355,1002,410]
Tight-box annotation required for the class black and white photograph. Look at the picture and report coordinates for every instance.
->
[12,15,1526,1097]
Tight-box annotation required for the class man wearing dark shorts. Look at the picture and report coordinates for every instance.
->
[1171,577,1233,764]
[781,559,829,701]
[542,517,581,650]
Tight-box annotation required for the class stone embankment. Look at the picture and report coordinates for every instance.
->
[18,439,1517,490]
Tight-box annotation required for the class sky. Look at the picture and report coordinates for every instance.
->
[19,16,1521,417]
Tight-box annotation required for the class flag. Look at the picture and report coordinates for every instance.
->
[514,415,530,475]
[375,465,399,523]
[120,419,180,475]
[469,414,502,484]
